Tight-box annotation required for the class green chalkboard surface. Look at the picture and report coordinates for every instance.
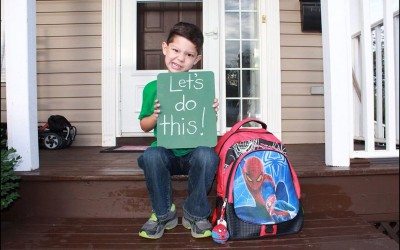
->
[157,71,217,149]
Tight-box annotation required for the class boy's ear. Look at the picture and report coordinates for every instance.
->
[162,42,168,55]
[193,55,202,66]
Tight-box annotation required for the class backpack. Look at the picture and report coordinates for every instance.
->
[211,118,303,244]
[38,115,77,149]
[48,115,72,132]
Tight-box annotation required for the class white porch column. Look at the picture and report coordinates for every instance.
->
[101,0,119,146]
[321,0,352,167]
[4,0,39,171]
[263,0,282,139]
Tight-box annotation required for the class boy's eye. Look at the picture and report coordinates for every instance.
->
[187,54,194,58]
[172,48,179,52]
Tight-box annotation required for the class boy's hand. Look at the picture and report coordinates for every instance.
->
[153,99,161,118]
[139,99,160,132]
[213,98,219,113]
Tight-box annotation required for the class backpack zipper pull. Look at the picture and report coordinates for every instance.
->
[218,198,227,223]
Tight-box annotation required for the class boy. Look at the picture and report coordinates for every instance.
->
[138,22,219,239]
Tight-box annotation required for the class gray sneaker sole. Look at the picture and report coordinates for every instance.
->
[139,217,178,239]
[182,217,212,238]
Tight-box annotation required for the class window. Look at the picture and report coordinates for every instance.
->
[225,0,260,127]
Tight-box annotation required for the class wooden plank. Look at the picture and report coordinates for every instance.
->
[280,10,301,22]
[37,110,101,122]
[37,73,101,86]
[282,107,324,120]
[281,70,324,83]
[281,22,303,34]
[283,120,325,132]
[0,112,6,122]
[282,96,324,108]
[280,0,300,11]
[37,0,101,12]
[281,47,322,59]
[37,48,101,61]
[282,132,325,143]
[37,24,101,36]
[37,85,100,98]
[282,59,323,71]
[37,98,101,110]
[1,99,5,110]
[281,34,322,47]
[0,86,5,98]
[37,36,101,49]
[37,12,101,25]
[37,60,101,74]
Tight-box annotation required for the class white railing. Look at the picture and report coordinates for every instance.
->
[351,1,399,158]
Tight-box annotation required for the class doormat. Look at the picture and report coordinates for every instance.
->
[100,145,149,153]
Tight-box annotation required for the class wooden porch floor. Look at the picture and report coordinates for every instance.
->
[1,144,398,249]
[2,212,398,249]
[17,143,400,180]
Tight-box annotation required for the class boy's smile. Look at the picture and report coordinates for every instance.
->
[162,36,202,72]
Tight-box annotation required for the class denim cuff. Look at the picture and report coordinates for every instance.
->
[183,206,211,222]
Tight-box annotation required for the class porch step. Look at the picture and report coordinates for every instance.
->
[1,146,398,223]
[1,212,398,249]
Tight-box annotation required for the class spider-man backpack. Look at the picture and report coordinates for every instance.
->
[211,118,303,244]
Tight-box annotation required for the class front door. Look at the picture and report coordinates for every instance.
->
[117,0,282,139]
[120,0,220,136]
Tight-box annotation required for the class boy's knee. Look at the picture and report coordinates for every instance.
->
[192,147,219,167]
[139,147,169,171]
[142,147,167,159]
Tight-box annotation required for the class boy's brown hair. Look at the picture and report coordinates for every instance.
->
[166,22,204,54]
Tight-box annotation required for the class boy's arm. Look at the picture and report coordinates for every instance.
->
[140,99,160,132]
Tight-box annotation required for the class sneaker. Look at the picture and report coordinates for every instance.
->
[182,216,212,238]
[138,204,178,239]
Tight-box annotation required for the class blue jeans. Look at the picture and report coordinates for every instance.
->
[138,146,219,222]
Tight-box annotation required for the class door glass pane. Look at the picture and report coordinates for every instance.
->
[225,0,260,127]
[225,13,240,39]
[226,70,240,97]
[225,41,240,68]
[226,99,240,127]
[241,12,258,39]
[242,41,259,68]
[242,99,260,120]
[242,0,257,10]
[136,1,203,70]
[225,0,239,10]
[242,70,259,97]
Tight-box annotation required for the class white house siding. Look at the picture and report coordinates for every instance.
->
[1,0,102,146]
[280,0,325,143]
[1,0,324,146]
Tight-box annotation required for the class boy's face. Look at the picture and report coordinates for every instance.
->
[162,35,202,72]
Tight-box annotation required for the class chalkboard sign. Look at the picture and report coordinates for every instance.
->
[157,71,217,149]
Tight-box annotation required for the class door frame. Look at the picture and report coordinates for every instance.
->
[119,0,221,136]
[101,0,282,146]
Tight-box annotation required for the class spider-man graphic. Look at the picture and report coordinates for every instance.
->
[241,157,293,221]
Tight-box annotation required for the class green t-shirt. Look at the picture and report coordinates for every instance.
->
[138,79,193,157]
